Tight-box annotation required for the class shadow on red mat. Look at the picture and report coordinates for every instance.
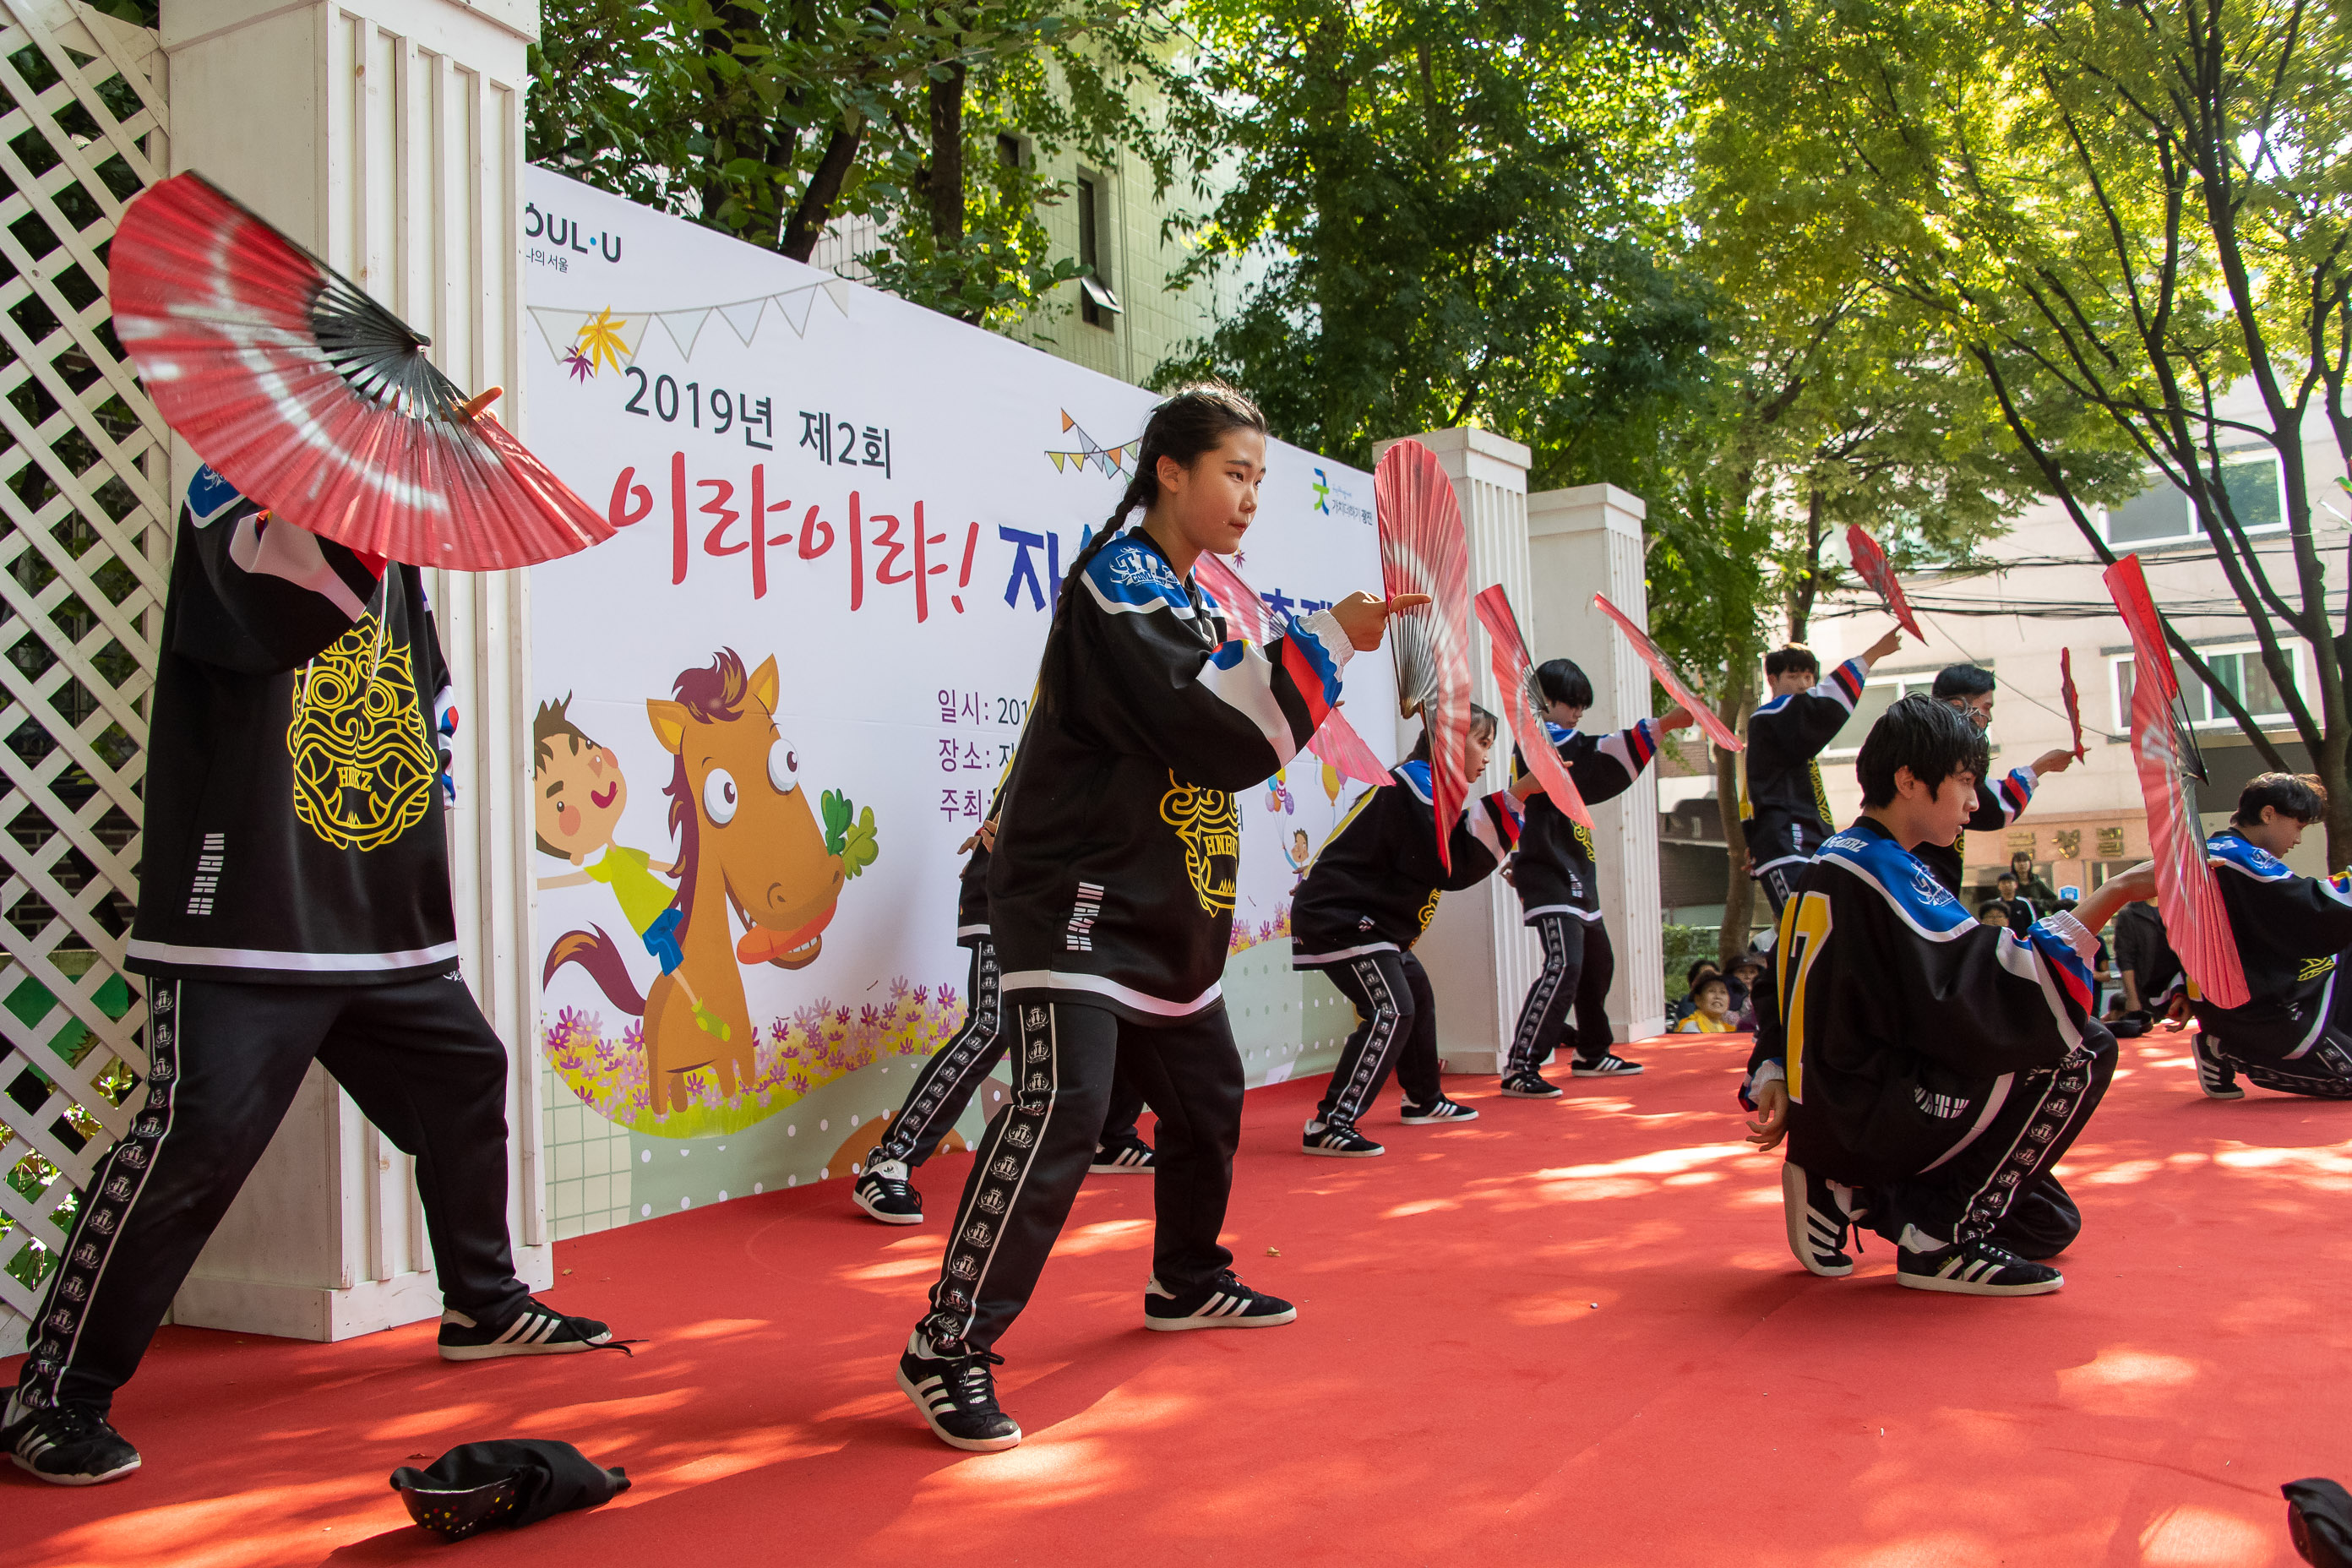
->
[5,1032,2343,1567]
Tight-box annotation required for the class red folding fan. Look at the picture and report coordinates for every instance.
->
[1847,524,1924,640]
[1375,439,1475,870]
[2059,648,2089,763]
[2104,555,2247,1009]
[110,172,610,571]
[1473,585,1592,830]
[1592,592,1744,754]
[1193,551,1389,786]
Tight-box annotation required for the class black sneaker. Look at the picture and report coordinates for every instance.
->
[3,1394,140,1486]
[1781,1159,1858,1277]
[1571,1054,1644,1076]
[1895,1229,2064,1297]
[1090,1133,1157,1174]
[854,1158,925,1223]
[1302,1119,1385,1157]
[438,1297,614,1360]
[1143,1271,1298,1331]
[1398,1097,1479,1124]
[2191,1033,2246,1100]
[896,1329,1020,1452]
[1499,1070,1563,1099]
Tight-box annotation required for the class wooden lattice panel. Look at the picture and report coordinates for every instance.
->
[0,0,166,1353]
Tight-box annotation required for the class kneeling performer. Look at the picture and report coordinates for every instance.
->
[1745,695,2151,1298]
[2191,773,2352,1101]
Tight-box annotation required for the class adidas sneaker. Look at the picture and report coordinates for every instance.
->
[1143,1271,1298,1331]
[896,1329,1020,1452]
[2191,1033,2246,1101]
[1090,1133,1157,1174]
[1571,1054,1644,1076]
[1398,1097,1479,1124]
[3,1394,139,1486]
[1895,1229,2064,1297]
[853,1159,925,1223]
[1302,1119,1385,1157]
[1498,1070,1563,1099]
[1781,1160,1858,1277]
[437,1298,614,1360]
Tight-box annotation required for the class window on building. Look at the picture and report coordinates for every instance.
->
[1822,665,1994,757]
[2101,449,2286,546]
[2111,642,2300,730]
[997,133,1023,169]
[1075,174,1121,329]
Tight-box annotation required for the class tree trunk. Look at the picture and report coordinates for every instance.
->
[780,122,863,262]
[1786,484,1823,643]
[928,55,965,249]
[1713,677,1757,965]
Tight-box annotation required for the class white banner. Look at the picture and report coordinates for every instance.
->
[521,168,1394,1229]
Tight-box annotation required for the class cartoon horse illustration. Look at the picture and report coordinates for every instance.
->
[545,650,849,1117]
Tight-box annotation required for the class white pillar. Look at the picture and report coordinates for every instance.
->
[1525,483,1664,1042]
[1373,427,1541,1075]
[159,0,548,1339]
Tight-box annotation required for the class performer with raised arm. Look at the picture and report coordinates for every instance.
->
[1495,661,1696,1096]
[1742,631,1903,917]
[5,471,615,1488]
[2190,774,2352,1101]
[1914,663,2077,896]
[1288,705,1535,1155]
[893,384,1422,1453]
[1743,695,2152,1298]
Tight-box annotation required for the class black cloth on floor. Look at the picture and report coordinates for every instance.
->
[391,1440,629,1540]
[2284,1478,2352,1568]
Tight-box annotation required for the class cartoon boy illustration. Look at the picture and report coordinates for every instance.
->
[532,695,723,1037]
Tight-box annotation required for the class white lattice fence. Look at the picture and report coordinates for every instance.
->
[0,0,166,1355]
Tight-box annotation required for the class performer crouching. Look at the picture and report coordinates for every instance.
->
[5,470,613,1487]
[1499,662,1696,1095]
[2191,774,2352,1101]
[1288,705,1535,1155]
[1743,695,2152,1297]
[894,384,1418,1451]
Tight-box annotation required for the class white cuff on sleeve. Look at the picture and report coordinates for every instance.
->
[1751,1059,1788,1090]
[1296,607,1357,672]
[2039,909,2098,965]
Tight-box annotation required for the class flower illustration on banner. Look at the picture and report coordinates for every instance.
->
[562,346,595,383]
[573,308,630,376]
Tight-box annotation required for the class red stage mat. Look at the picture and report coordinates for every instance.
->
[5,1031,2339,1566]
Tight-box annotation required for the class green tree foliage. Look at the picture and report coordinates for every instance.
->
[529,0,1186,327]
[1156,0,1710,467]
[1701,0,2352,863]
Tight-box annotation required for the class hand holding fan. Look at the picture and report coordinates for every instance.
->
[110,172,611,571]
[1375,439,1476,871]
[1193,551,1389,787]
[1846,524,1925,640]
[1592,593,1743,754]
[1473,585,1593,831]
[2104,554,2248,1009]
[2059,648,2089,762]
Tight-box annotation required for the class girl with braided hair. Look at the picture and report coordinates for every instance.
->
[895,383,1424,1451]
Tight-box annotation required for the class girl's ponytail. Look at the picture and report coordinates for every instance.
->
[1036,381,1266,712]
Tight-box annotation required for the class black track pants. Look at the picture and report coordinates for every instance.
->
[873,941,1150,1168]
[1507,913,1615,1075]
[14,973,531,1418]
[918,998,1240,1353]
[1756,863,1801,919]
[1869,1038,2116,1246]
[1315,951,1440,1126]
[2211,976,2352,1100]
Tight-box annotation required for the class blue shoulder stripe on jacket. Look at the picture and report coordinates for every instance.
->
[1817,828,1973,934]
[1395,760,1433,803]
[1085,535,1195,615]
[2208,829,2293,882]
